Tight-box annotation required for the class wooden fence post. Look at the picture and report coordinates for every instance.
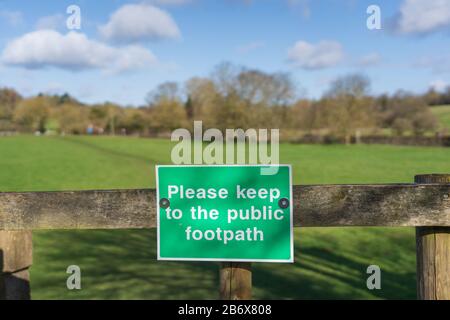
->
[0,231,33,300]
[415,174,450,300]
[219,262,252,300]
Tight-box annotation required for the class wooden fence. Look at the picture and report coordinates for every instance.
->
[0,174,449,300]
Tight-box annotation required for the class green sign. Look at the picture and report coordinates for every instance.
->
[156,165,293,262]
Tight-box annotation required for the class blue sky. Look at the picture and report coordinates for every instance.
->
[0,0,449,106]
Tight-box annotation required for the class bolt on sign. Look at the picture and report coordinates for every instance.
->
[156,165,293,262]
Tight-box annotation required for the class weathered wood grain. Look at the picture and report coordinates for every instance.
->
[0,189,156,230]
[0,184,449,230]
[220,262,252,300]
[0,231,32,272]
[415,174,450,300]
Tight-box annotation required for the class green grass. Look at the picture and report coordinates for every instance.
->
[431,105,450,131]
[1,135,450,299]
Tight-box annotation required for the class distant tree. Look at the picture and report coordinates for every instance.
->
[149,98,188,133]
[439,87,450,105]
[326,74,370,98]
[392,118,413,136]
[104,102,122,135]
[117,107,150,135]
[146,81,188,133]
[237,69,295,107]
[54,92,81,105]
[384,91,437,136]
[56,103,89,134]
[235,69,296,129]
[185,95,194,120]
[0,88,22,130]
[89,104,109,131]
[13,96,51,133]
[323,73,374,144]
[211,62,240,97]
[208,62,298,130]
[213,92,250,131]
[289,99,315,132]
[422,86,450,105]
[423,88,441,106]
[4,63,443,141]
[185,77,218,127]
[412,110,437,136]
[88,102,122,135]
[147,82,181,105]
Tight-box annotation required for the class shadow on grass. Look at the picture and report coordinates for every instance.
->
[0,250,32,300]
[30,229,416,300]
[31,229,219,299]
[253,247,416,299]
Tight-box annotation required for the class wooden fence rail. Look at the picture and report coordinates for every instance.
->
[0,174,449,300]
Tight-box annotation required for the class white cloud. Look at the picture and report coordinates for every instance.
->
[99,4,181,43]
[0,10,23,27]
[287,40,344,70]
[394,0,450,34]
[1,30,157,73]
[36,14,65,30]
[430,79,448,92]
[357,53,382,67]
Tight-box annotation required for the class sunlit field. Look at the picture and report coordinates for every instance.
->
[1,135,450,299]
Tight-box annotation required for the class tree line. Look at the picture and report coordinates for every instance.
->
[0,63,445,141]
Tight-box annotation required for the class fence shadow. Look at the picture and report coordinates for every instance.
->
[31,229,218,299]
[30,228,416,300]
[0,250,31,300]
[253,247,415,299]
[0,250,3,298]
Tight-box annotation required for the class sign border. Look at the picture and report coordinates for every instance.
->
[155,164,294,263]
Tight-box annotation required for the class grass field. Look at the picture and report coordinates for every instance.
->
[431,105,450,131]
[1,135,450,299]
